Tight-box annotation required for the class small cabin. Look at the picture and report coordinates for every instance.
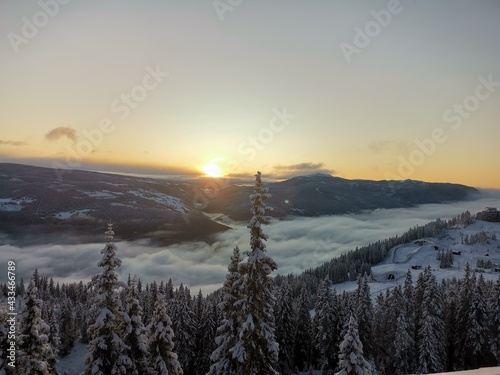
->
[452,250,462,255]
[411,265,422,270]
[476,207,500,222]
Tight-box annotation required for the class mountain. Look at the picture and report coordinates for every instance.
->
[0,163,229,246]
[203,173,479,220]
[0,163,479,245]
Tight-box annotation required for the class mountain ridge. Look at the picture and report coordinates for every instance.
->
[0,163,479,245]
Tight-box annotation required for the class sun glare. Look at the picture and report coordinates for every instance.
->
[202,159,224,177]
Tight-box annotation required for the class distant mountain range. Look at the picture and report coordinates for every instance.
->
[0,163,479,246]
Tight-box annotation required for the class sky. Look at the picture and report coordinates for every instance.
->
[1,1,500,187]
[2,191,500,294]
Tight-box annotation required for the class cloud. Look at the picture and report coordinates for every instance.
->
[45,126,77,143]
[1,190,499,294]
[271,162,335,178]
[0,139,27,146]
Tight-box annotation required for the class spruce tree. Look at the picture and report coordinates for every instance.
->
[171,284,197,373]
[17,279,58,375]
[147,291,183,375]
[417,267,445,374]
[490,277,500,365]
[335,315,373,375]
[314,277,341,373]
[275,282,296,373]
[294,285,312,371]
[124,276,152,375]
[208,247,243,375]
[232,171,279,374]
[84,222,133,375]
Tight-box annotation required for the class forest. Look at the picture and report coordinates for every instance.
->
[0,173,499,375]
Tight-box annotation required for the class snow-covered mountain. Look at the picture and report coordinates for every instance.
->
[334,219,500,299]
[0,163,479,246]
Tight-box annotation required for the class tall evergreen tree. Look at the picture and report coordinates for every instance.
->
[208,247,244,375]
[171,284,197,374]
[275,282,296,373]
[147,291,183,375]
[84,222,133,375]
[335,315,373,375]
[58,299,79,356]
[124,276,152,375]
[314,277,341,373]
[467,273,490,367]
[294,285,312,371]
[490,277,500,365]
[355,276,374,360]
[17,280,58,375]
[232,171,279,374]
[393,309,414,375]
[417,267,445,374]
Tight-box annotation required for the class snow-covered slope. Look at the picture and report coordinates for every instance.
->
[334,220,500,298]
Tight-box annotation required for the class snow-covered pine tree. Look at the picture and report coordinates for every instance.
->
[124,276,153,375]
[467,273,490,367]
[58,299,79,356]
[147,291,183,375]
[355,276,374,360]
[208,246,243,375]
[314,277,341,374]
[335,315,373,375]
[275,281,296,373]
[232,171,279,375]
[490,276,500,365]
[455,263,475,369]
[171,284,197,373]
[84,222,133,375]
[294,285,312,371]
[17,279,58,375]
[416,267,446,374]
[194,297,218,375]
[393,309,414,375]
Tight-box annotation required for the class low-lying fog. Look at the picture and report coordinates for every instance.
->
[2,190,500,294]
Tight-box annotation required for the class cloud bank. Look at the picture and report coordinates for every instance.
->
[45,126,77,143]
[1,191,500,294]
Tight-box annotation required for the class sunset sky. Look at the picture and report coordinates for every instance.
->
[1,1,499,187]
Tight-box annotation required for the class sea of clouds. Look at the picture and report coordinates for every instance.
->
[2,190,500,294]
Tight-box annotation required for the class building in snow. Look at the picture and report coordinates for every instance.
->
[476,207,500,222]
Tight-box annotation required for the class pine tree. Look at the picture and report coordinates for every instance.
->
[467,273,490,367]
[490,277,500,365]
[147,291,183,375]
[208,247,244,375]
[17,279,58,375]
[455,263,475,369]
[58,299,79,356]
[275,282,296,373]
[335,315,373,375]
[393,309,414,375]
[314,277,341,373]
[294,285,312,371]
[232,171,279,374]
[84,222,133,375]
[417,267,445,374]
[124,276,152,375]
[171,284,197,373]
[355,276,374,360]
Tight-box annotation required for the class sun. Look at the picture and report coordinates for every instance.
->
[202,158,224,178]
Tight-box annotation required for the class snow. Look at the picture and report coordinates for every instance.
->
[56,341,87,375]
[0,196,35,211]
[55,209,93,219]
[432,368,500,375]
[79,190,122,199]
[127,189,189,212]
[333,220,500,300]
